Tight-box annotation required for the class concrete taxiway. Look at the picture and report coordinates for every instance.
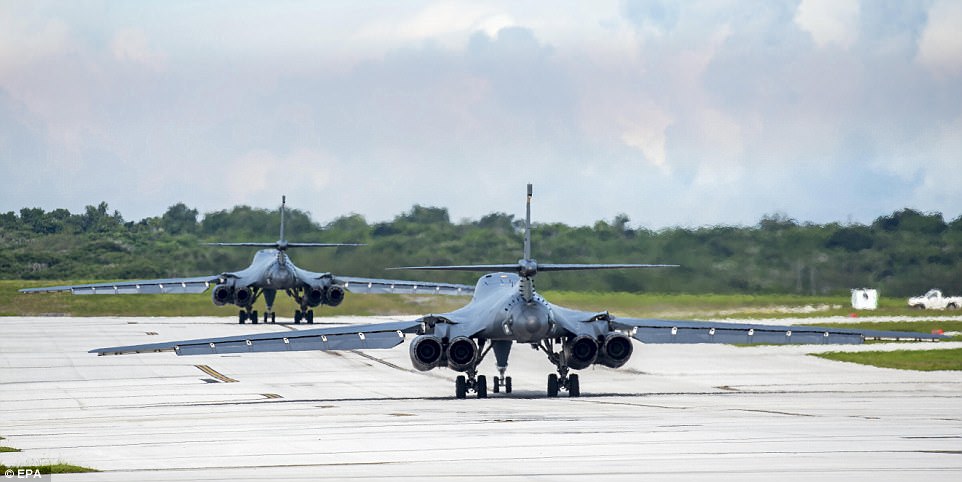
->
[1,315,961,481]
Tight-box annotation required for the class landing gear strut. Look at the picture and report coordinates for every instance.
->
[539,339,581,397]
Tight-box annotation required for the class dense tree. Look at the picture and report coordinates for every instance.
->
[0,202,958,297]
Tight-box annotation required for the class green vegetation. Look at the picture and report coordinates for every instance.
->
[2,202,960,297]
[0,447,21,453]
[8,280,962,320]
[813,348,962,371]
[0,463,98,474]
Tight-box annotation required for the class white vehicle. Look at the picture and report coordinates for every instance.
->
[907,289,962,310]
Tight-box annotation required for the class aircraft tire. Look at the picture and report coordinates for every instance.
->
[505,376,512,393]
[547,374,559,397]
[307,310,314,324]
[270,312,276,323]
[238,310,246,324]
[569,374,580,397]
[251,310,258,324]
[493,377,500,393]
[477,375,487,398]
[456,376,467,399]
[294,310,302,324]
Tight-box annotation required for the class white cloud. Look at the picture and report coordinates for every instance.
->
[795,0,860,49]
[110,28,167,71]
[917,0,962,78]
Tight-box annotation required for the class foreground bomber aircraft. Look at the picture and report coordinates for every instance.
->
[21,197,473,324]
[89,186,945,398]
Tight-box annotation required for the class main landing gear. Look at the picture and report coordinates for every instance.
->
[238,309,258,324]
[539,339,581,397]
[293,309,314,324]
[455,373,487,399]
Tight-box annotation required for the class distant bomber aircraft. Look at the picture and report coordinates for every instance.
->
[87,186,945,398]
[21,197,474,324]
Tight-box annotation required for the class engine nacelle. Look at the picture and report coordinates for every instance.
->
[234,286,253,306]
[409,335,444,371]
[563,335,599,370]
[446,336,478,372]
[211,284,234,306]
[305,287,325,307]
[325,285,345,307]
[596,333,634,369]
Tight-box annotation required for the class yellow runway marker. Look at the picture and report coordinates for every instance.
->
[194,364,238,383]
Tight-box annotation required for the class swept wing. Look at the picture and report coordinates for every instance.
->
[610,317,946,344]
[90,320,422,356]
[19,275,221,295]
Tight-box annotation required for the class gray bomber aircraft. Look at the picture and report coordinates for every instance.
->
[21,197,474,324]
[88,186,945,398]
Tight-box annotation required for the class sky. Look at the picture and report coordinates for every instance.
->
[1,0,960,229]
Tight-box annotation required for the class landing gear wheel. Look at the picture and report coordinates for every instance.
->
[505,376,512,393]
[568,374,580,397]
[251,310,258,324]
[476,375,487,398]
[306,310,315,324]
[547,373,559,397]
[294,310,302,324]
[238,310,247,324]
[270,312,276,323]
[455,375,467,399]
[493,377,500,393]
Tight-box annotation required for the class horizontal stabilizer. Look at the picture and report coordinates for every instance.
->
[206,242,364,248]
[335,276,474,296]
[389,263,677,273]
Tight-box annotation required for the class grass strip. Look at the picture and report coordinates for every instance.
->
[0,463,98,474]
[812,347,962,371]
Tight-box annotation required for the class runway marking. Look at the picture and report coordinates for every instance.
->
[145,332,158,335]
[194,365,238,383]
[261,393,283,399]
[349,350,451,380]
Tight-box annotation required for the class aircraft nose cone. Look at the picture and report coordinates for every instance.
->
[511,303,550,342]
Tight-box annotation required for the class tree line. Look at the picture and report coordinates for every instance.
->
[1,202,959,297]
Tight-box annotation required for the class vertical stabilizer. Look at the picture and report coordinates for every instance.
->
[523,183,532,261]
[279,195,287,243]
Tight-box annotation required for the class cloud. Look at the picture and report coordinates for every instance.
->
[917,0,962,78]
[0,2,960,229]
[794,0,860,49]
[110,27,166,71]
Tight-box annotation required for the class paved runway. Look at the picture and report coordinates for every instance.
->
[2,316,961,481]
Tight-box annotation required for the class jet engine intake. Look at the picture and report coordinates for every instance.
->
[563,335,599,370]
[325,285,345,306]
[446,336,478,372]
[211,284,234,306]
[596,332,634,368]
[409,335,444,371]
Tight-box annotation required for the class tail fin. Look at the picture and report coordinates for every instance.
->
[279,195,287,244]
[389,184,678,277]
[206,196,364,250]
[524,183,532,261]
